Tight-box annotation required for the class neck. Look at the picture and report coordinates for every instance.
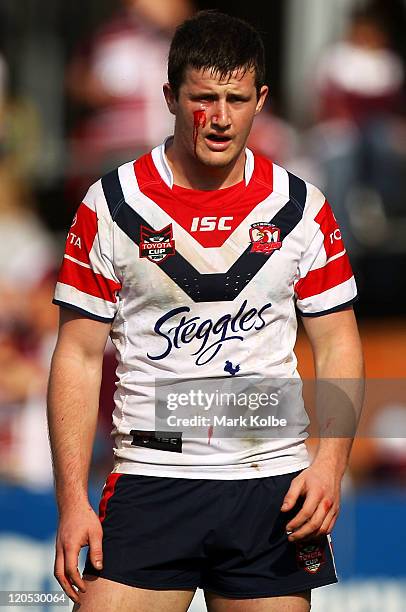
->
[165,138,246,190]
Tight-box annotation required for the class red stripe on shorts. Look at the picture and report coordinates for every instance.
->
[98,473,122,523]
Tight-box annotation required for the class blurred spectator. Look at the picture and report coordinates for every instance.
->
[316,9,403,123]
[0,49,42,182]
[0,164,56,290]
[0,159,58,488]
[247,106,324,189]
[348,403,406,488]
[247,105,300,167]
[368,404,406,486]
[0,272,57,488]
[0,271,59,489]
[66,0,193,202]
[0,51,7,147]
[308,6,406,255]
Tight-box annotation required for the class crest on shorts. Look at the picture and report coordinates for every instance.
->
[249,222,282,254]
[296,541,326,574]
[140,224,175,263]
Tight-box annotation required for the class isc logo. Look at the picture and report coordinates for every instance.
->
[190,216,233,232]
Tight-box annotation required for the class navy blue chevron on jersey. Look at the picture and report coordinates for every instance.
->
[53,142,357,479]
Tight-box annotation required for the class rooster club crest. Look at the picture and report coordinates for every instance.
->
[250,222,282,254]
[296,541,325,574]
[140,224,175,263]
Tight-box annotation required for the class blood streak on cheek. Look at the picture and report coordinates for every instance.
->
[193,108,207,155]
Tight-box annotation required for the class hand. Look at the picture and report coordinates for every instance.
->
[280,464,341,542]
[54,502,103,603]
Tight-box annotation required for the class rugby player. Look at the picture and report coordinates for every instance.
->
[48,11,364,612]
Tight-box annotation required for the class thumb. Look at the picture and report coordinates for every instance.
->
[281,477,304,511]
[89,529,103,570]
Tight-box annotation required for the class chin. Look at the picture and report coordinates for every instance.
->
[196,150,238,169]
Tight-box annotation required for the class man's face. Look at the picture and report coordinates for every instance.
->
[164,66,268,169]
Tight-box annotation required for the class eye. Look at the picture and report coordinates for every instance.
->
[191,95,216,103]
[228,95,247,103]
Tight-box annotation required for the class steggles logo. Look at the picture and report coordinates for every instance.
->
[147,299,273,366]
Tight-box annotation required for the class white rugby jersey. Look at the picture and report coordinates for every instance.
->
[54,142,357,479]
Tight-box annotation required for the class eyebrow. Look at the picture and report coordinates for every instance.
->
[189,92,251,101]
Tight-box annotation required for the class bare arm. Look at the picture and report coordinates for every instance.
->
[303,307,364,473]
[47,308,111,602]
[281,308,364,540]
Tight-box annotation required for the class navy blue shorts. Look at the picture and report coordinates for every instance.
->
[84,470,338,598]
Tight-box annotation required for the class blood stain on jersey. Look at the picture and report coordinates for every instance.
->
[296,541,326,574]
[140,224,175,263]
[224,360,240,376]
[207,424,213,445]
[250,222,282,254]
[193,108,207,156]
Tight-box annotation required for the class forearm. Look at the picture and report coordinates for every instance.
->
[311,322,365,475]
[47,346,103,512]
[283,322,364,539]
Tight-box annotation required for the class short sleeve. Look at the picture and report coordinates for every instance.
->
[294,189,357,317]
[53,181,122,322]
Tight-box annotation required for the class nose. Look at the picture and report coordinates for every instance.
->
[211,100,231,129]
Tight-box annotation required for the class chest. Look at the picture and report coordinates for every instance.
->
[112,190,304,307]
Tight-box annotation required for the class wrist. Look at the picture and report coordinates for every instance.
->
[311,447,349,478]
[55,486,90,513]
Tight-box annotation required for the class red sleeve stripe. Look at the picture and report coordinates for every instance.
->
[58,257,121,303]
[295,253,353,300]
[64,254,91,268]
[65,202,98,265]
[99,473,122,523]
[314,200,345,259]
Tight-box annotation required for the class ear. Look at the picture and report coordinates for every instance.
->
[255,85,269,115]
[163,83,177,116]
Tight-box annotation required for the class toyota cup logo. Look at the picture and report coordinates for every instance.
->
[140,224,176,263]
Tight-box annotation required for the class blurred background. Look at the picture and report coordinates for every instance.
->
[0,0,405,610]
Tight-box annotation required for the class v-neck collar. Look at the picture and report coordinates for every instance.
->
[150,137,255,190]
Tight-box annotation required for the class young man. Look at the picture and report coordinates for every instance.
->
[48,11,364,612]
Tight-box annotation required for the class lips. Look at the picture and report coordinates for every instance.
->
[204,133,233,151]
[206,133,232,143]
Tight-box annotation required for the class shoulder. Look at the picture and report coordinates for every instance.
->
[87,150,154,220]
[252,153,325,214]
